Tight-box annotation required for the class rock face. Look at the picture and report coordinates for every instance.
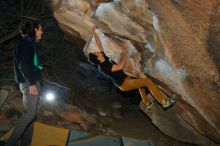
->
[49,0,220,145]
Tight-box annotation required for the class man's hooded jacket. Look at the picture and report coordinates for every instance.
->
[13,36,42,85]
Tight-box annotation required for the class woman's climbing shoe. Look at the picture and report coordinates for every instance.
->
[162,98,176,109]
[146,102,154,110]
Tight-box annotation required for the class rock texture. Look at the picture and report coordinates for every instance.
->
[49,0,220,145]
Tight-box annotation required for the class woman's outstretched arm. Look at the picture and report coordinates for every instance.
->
[93,26,104,52]
[111,50,128,72]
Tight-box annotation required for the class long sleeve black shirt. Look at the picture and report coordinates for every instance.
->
[13,36,42,85]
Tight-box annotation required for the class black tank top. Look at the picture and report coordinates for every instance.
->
[98,54,127,87]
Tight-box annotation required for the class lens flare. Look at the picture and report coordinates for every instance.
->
[46,93,54,101]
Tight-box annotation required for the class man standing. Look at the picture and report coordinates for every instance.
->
[5,21,43,146]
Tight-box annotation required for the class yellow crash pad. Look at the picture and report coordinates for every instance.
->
[0,122,69,146]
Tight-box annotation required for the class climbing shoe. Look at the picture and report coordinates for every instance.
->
[162,98,176,110]
[146,102,154,110]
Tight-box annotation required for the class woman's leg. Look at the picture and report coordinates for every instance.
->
[119,77,167,105]
[138,88,149,104]
[138,88,155,109]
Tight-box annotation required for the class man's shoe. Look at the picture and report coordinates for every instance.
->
[162,98,176,110]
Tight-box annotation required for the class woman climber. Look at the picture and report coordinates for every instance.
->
[88,50,176,109]
[88,26,176,109]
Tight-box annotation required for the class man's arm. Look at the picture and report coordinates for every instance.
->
[19,42,38,95]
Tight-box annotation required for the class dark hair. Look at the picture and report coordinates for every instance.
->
[20,22,32,36]
[89,53,101,65]
[20,21,41,37]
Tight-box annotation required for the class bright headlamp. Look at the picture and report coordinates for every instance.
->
[45,92,55,101]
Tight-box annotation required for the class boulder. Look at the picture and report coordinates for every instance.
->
[49,0,220,145]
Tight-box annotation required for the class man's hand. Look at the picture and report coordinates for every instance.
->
[29,85,39,95]
[0,111,5,120]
